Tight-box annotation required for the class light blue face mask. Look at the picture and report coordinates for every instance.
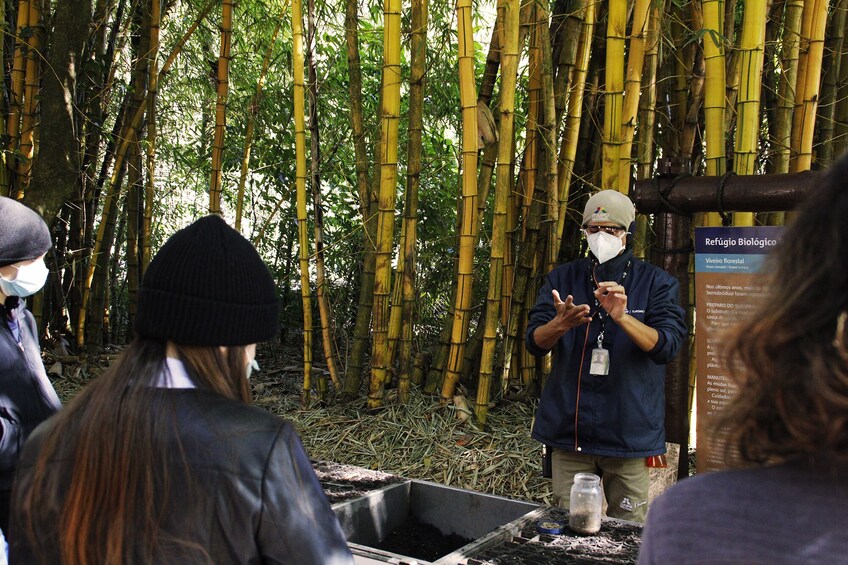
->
[0,259,49,297]
[246,359,260,380]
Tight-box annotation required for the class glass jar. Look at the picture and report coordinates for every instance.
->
[568,472,602,535]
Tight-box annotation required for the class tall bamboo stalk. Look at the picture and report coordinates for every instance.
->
[306,0,338,395]
[637,2,660,181]
[816,0,847,167]
[236,10,284,232]
[619,0,651,190]
[790,0,830,172]
[701,0,727,226]
[209,0,233,213]
[477,0,519,426]
[521,3,540,235]
[440,0,479,403]
[393,0,430,399]
[732,0,767,225]
[773,0,802,174]
[555,0,595,251]
[834,12,848,158]
[367,0,402,409]
[292,0,314,405]
[703,0,726,178]
[16,0,42,196]
[602,0,626,191]
[143,0,161,272]
[342,0,377,398]
[538,0,558,273]
[6,0,29,190]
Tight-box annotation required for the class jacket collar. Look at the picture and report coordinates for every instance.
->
[154,357,197,389]
[590,246,634,282]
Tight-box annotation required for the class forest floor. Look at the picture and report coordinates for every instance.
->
[49,339,685,508]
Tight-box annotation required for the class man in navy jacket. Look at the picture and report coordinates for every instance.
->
[526,190,686,523]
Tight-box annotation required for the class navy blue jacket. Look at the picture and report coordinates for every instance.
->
[526,249,686,457]
[0,299,60,491]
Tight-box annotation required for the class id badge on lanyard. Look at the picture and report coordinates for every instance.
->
[589,333,610,376]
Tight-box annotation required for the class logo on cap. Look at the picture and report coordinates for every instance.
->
[591,206,610,221]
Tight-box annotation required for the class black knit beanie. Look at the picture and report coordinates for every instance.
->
[134,215,279,346]
[0,196,51,267]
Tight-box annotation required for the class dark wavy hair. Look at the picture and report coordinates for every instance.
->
[715,154,848,466]
[15,337,252,564]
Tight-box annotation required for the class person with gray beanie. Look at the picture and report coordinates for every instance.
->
[0,196,61,535]
[9,215,353,564]
[526,190,687,523]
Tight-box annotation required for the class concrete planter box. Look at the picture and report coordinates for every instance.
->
[332,479,541,564]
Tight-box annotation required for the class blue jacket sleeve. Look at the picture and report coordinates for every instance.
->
[258,424,354,565]
[525,274,558,357]
[644,272,687,364]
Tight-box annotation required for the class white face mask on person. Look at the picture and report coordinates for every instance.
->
[0,258,49,297]
[587,231,625,264]
[246,359,260,379]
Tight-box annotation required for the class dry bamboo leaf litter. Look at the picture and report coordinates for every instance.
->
[259,385,555,506]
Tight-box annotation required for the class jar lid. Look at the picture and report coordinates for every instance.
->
[536,519,567,535]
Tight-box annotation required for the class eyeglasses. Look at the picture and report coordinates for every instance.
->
[583,225,626,236]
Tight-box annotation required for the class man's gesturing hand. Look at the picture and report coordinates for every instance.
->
[553,289,592,330]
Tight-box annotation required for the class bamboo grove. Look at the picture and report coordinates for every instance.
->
[4,0,846,427]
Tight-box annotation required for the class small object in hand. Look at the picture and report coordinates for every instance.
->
[536,519,567,535]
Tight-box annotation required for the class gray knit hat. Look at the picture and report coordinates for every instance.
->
[582,190,636,229]
[0,196,51,267]
[134,215,279,346]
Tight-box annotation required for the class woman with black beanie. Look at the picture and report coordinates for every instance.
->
[0,196,61,536]
[9,215,353,564]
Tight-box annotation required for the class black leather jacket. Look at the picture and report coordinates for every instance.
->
[0,299,60,491]
[10,389,354,564]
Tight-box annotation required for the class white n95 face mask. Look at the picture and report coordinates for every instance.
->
[246,359,260,379]
[587,232,624,264]
[0,258,49,297]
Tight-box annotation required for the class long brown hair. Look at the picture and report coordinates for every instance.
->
[715,155,848,467]
[16,337,251,564]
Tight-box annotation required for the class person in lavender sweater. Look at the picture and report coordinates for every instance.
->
[638,153,848,564]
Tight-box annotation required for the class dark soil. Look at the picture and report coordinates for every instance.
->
[312,460,406,503]
[375,516,474,563]
[466,508,641,565]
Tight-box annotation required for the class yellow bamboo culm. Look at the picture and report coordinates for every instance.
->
[477,0,519,426]
[440,0,479,403]
[143,0,162,272]
[618,0,651,192]
[396,0,428,402]
[732,0,767,226]
[555,0,596,246]
[291,0,314,405]
[702,0,726,177]
[773,0,803,174]
[602,0,626,192]
[790,0,830,173]
[702,0,726,227]
[636,3,660,181]
[537,0,558,273]
[16,0,40,197]
[209,0,233,213]
[367,0,402,409]
[236,6,285,232]
[6,0,29,187]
